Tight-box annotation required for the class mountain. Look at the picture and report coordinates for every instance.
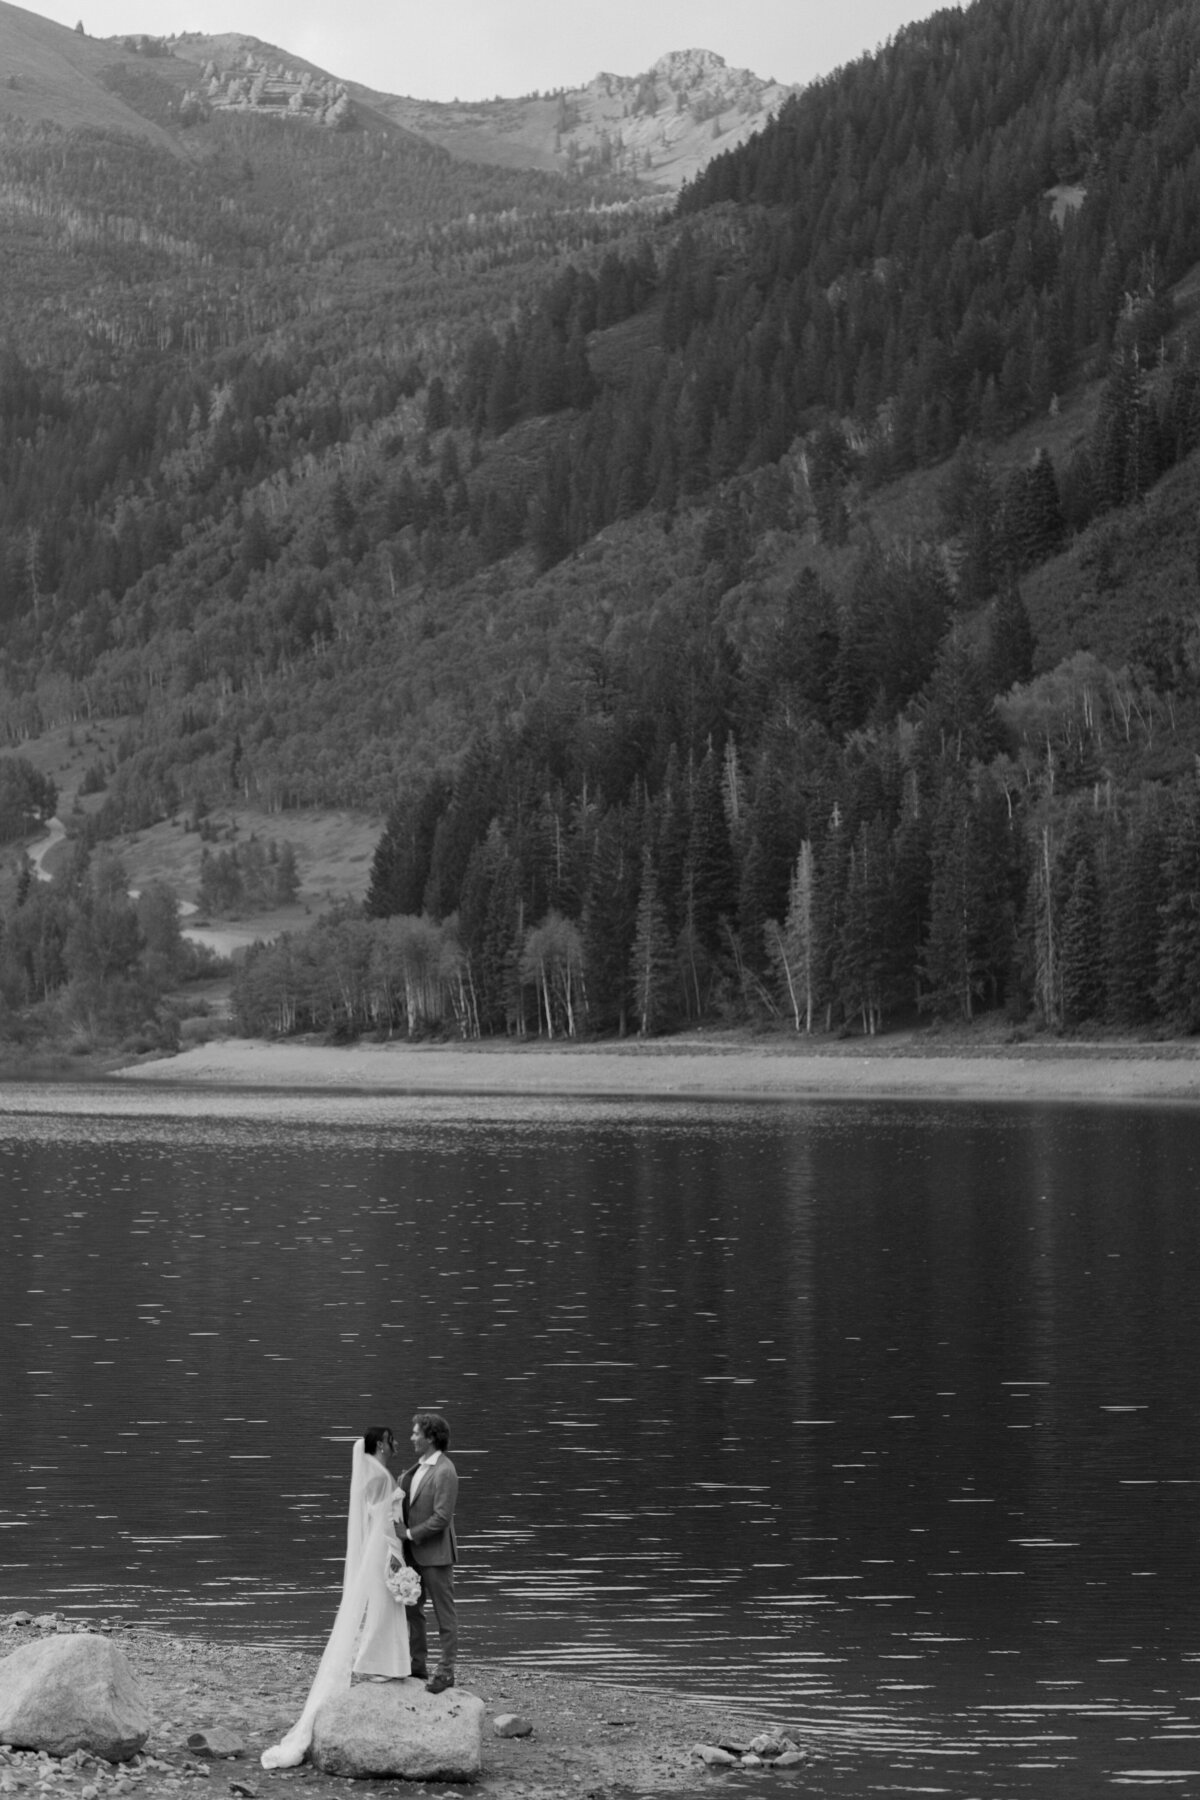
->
[0,4,787,192]
[367,48,797,191]
[0,0,184,144]
[4,0,1200,1053]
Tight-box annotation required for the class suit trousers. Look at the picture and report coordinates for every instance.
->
[406,1563,457,1674]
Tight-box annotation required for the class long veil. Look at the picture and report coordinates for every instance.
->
[261,1439,380,1770]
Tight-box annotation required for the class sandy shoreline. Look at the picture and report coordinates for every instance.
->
[113,1032,1200,1103]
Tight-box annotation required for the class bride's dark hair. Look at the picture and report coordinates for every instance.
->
[363,1426,393,1455]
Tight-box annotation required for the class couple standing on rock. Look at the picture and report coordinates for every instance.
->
[261,1412,458,1770]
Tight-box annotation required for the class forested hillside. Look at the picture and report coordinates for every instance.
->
[5,0,1200,1052]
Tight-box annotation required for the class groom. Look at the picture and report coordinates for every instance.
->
[396,1411,459,1693]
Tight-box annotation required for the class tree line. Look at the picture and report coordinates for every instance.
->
[231,546,1200,1041]
[0,838,213,1054]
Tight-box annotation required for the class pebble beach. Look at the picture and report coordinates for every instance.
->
[0,1616,791,1798]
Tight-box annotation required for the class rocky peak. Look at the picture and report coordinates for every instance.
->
[649,48,731,86]
[376,47,797,193]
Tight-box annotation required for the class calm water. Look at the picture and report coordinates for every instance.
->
[2,1080,1200,1792]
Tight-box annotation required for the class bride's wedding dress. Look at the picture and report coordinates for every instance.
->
[261,1440,410,1769]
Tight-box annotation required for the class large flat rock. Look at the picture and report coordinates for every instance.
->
[312,1679,484,1781]
[0,1633,150,1762]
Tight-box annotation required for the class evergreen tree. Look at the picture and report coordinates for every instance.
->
[630,847,675,1036]
[1028,821,1061,1031]
[988,578,1036,693]
[1014,448,1066,568]
[423,741,498,921]
[739,755,800,942]
[921,775,987,1022]
[273,840,300,905]
[458,820,523,1035]
[365,775,451,919]
[653,747,692,940]
[681,741,739,960]
[1059,849,1105,1028]
[1090,345,1156,512]
[914,634,1004,780]
[580,802,640,1035]
[772,568,841,728]
[807,419,853,546]
[1156,778,1200,1032]
[1105,803,1166,1026]
[835,813,893,1034]
[736,833,772,978]
[889,773,930,1015]
[958,456,1001,603]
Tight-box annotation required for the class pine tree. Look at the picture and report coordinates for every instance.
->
[682,742,739,960]
[423,742,497,921]
[914,633,1003,779]
[581,804,640,1035]
[834,813,892,1034]
[807,418,853,545]
[365,776,451,919]
[653,747,691,940]
[889,774,930,1015]
[1029,821,1060,1031]
[738,755,799,958]
[988,578,1036,693]
[458,821,523,1036]
[921,776,984,1022]
[1059,851,1104,1028]
[1155,778,1200,1032]
[1104,804,1166,1026]
[630,848,675,1036]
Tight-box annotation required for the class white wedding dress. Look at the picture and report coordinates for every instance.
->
[261,1440,411,1769]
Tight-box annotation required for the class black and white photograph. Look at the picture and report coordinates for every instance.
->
[2,0,1200,1792]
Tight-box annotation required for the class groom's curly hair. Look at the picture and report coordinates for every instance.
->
[414,1411,450,1452]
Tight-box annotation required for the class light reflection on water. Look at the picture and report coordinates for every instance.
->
[2,1081,1200,1792]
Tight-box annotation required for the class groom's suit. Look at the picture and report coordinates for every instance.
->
[399,1452,458,1676]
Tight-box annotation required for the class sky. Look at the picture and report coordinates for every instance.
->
[26,0,952,102]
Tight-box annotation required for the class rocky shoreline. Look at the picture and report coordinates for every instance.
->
[1,1617,816,1797]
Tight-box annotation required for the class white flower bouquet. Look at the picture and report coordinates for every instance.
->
[384,1543,422,1607]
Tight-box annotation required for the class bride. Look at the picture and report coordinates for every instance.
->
[261,1426,411,1769]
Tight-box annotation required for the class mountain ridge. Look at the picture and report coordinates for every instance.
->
[363,45,796,190]
[0,1,790,190]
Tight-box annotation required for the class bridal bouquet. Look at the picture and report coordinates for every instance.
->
[384,1544,421,1607]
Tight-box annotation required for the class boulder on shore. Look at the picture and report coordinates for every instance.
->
[311,1679,484,1781]
[0,1632,150,1762]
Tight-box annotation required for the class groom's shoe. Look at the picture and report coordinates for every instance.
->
[410,1666,429,1681]
[426,1670,454,1694]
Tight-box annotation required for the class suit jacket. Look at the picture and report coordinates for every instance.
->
[400,1454,458,1567]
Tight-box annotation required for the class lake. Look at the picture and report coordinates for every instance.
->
[2,1079,1199,1793]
